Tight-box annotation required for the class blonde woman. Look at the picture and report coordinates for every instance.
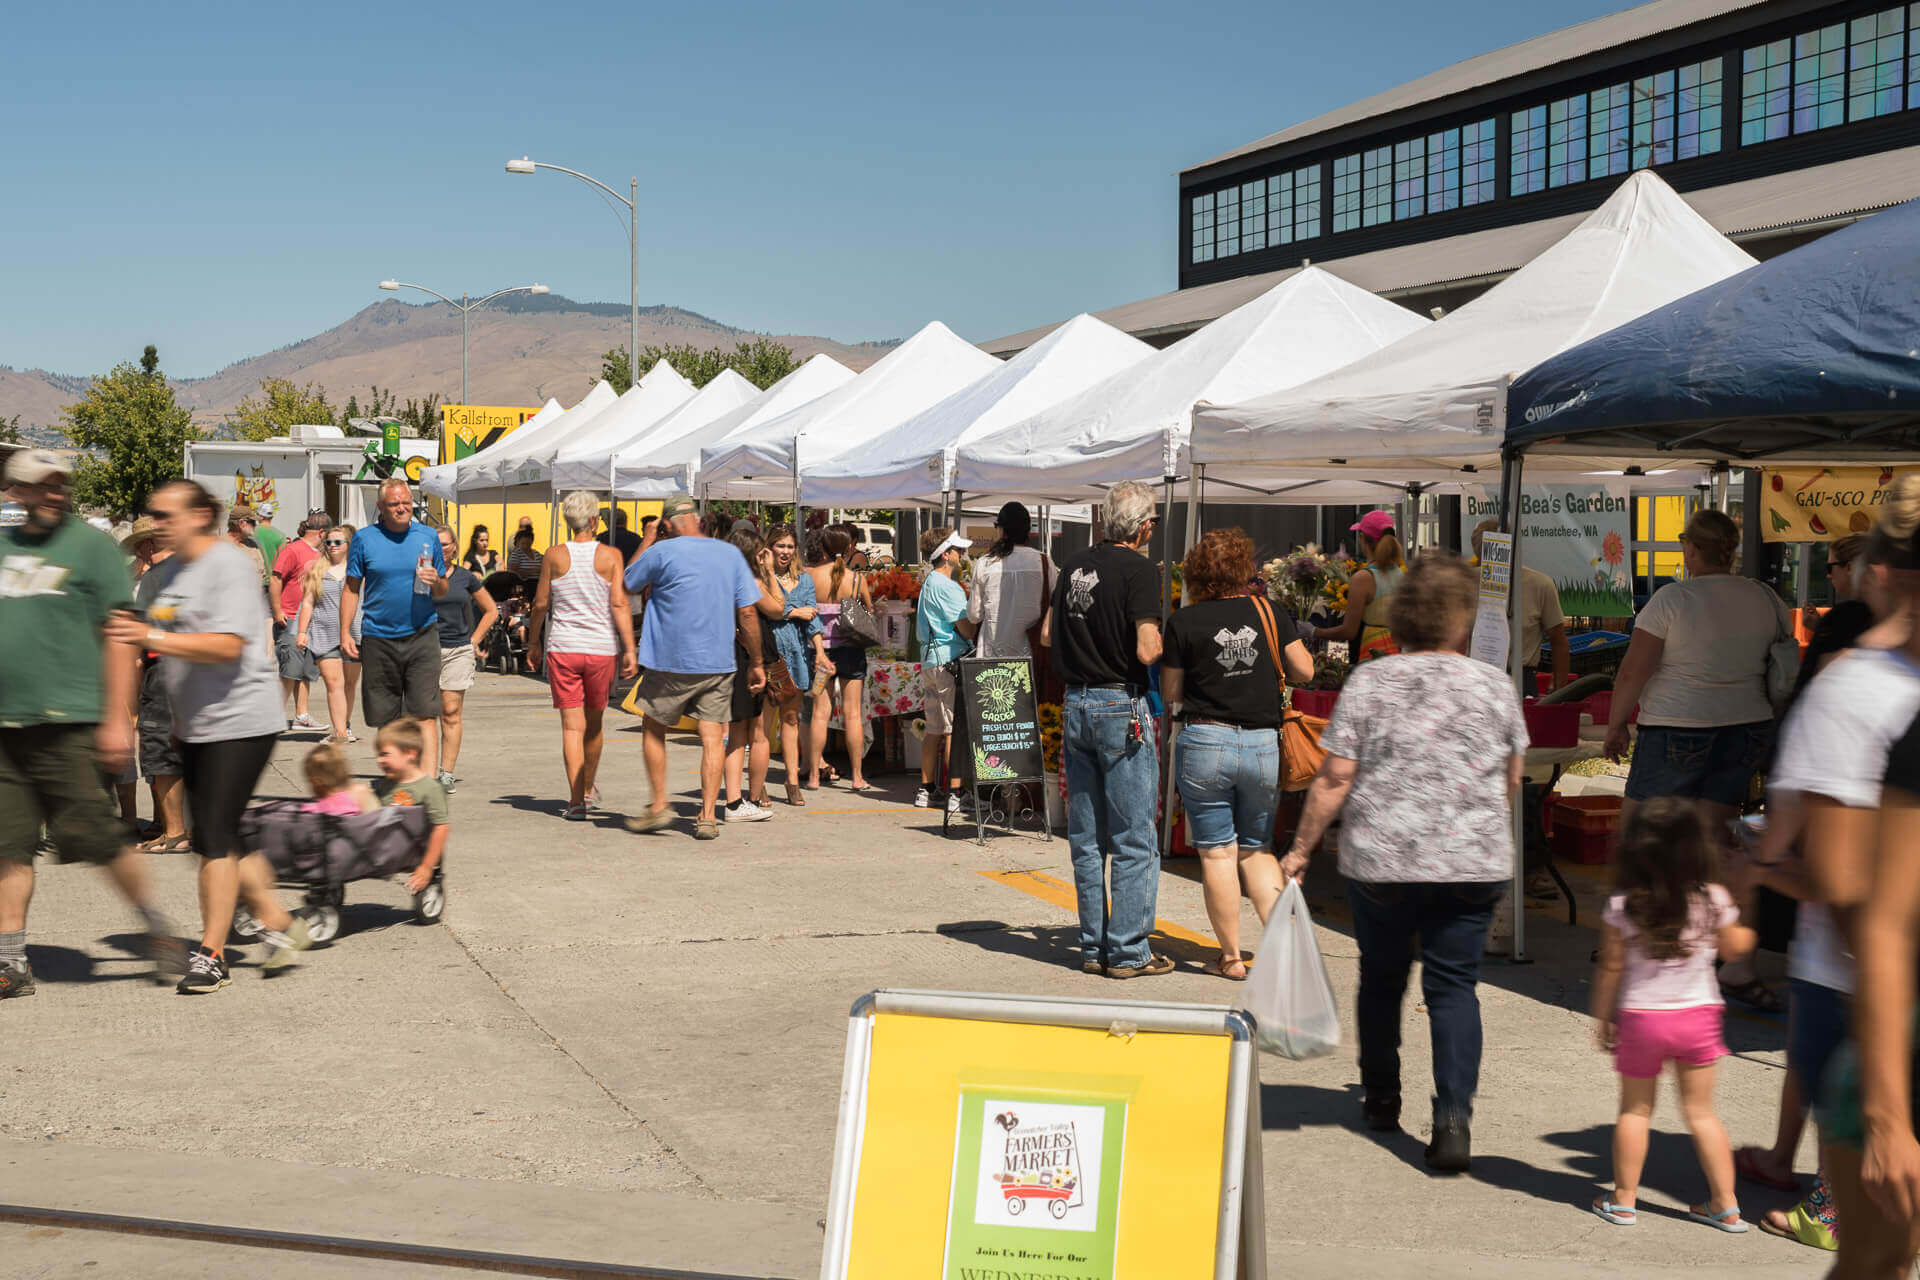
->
[806,526,875,790]
[1306,510,1406,662]
[297,522,361,743]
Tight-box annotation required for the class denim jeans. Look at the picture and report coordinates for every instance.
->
[1174,722,1279,852]
[1064,688,1161,969]
[1346,878,1503,1122]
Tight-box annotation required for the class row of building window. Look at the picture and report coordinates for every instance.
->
[1189,4,1920,265]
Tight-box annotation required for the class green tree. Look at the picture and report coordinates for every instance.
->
[229,377,335,442]
[62,346,200,518]
[397,393,441,438]
[0,414,20,444]
[595,339,798,394]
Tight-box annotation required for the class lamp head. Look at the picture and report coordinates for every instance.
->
[505,157,537,175]
[529,284,550,295]
[378,280,399,291]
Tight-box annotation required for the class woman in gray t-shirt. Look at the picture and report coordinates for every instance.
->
[107,480,312,994]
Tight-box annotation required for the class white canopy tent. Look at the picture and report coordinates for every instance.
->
[613,354,856,499]
[456,381,619,495]
[547,367,737,491]
[419,397,562,501]
[953,267,1430,504]
[563,369,760,494]
[1188,172,1758,481]
[802,314,1153,509]
[473,361,694,492]
[699,322,1001,504]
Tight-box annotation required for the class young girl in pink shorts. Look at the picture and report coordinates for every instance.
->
[1589,797,1753,1232]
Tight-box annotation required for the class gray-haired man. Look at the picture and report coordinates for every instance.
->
[1040,479,1168,978]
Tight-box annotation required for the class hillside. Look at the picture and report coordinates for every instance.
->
[1,296,898,433]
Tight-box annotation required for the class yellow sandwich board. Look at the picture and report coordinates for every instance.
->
[820,990,1266,1280]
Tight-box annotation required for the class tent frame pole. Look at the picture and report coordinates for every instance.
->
[1186,466,1202,556]
[1499,449,1529,964]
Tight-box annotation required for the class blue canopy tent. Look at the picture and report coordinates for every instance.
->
[1506,194,1920,465]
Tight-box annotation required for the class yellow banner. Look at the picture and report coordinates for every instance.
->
[1761,467,1920,541]
[440,404,541,462]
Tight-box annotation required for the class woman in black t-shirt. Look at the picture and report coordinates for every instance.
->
[1162,528,1315,979]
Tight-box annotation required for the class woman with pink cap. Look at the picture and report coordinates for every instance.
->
[1304,510,1405,663]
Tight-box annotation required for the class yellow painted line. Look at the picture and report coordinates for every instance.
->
[978,868,1223,958]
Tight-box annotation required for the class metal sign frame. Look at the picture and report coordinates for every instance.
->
[819,989,1266,1280]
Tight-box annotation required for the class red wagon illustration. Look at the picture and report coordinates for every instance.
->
[1001,1179,1076,1219]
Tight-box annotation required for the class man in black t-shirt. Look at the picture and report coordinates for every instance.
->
[598,509,643,565]
[1040,480,1169,979]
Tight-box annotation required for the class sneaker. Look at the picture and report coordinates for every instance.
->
[143,930,189,980]
[1107,954,1176,979]
[914,785,934,809]
[175,946,230,994]
[0,960,34,999]
[437,770,457,794]
[292,714,319,730]
[258,915,312,974]
[1425,1116,1472,1172]
[946,791,973,817]
[724,798,772,823]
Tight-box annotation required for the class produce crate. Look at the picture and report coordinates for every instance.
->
[1551,795,1621,864]
[1523,701,1581,747]
[1289,688,1339,719]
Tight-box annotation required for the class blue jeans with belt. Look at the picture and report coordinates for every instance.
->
[1063,687,1161,969]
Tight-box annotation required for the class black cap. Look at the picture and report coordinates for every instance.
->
[994,501,1031,540]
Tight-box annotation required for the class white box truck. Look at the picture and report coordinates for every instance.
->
[183,426,436,540]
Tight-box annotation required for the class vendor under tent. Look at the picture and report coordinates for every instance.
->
[954,266,1428,505]
[1188,171,1757,484]
[456,381,619,494]
[802,314,1153,509]
[1507,193,1920,465]
[549,368,745,491]
[699,321,1000,505]
[420,397,562,501]
[613,354,855,500]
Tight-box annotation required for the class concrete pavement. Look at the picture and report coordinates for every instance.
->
[1,672,1829,1275]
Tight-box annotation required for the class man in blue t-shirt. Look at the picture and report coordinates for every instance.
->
[340,479,448,767]
[621,497,763,840]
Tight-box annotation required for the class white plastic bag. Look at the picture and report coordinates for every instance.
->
[1241,881,1341,1059]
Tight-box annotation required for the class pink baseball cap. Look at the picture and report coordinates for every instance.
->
[1350,510,1396,541]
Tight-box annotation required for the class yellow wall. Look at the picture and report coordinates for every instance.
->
[437,497,663,553]
[1635,495,1686,580]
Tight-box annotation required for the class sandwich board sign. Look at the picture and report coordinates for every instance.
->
[947,657,1050,845]
[820,989,1267,1280]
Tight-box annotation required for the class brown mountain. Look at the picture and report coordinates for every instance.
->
[1,296,898,433]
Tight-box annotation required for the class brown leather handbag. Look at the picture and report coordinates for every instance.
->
[764,656,801,705]
[1251,595,1328,792]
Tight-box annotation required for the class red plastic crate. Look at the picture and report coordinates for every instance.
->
[1581,692,1638,727]
[1290,688,1339,719]
[1523,700,1581,747]
[1551,796,1621,865]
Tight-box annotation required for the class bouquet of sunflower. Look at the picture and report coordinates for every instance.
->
[1038,701,1064,775]
[1261,545,1350,621]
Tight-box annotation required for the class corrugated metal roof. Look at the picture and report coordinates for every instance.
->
[1183,0,1769,175]
[984,147,1920,356]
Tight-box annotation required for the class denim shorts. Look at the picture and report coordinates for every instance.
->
[1624,721,1772,806]
[1788,978,1850,1098]
[1175,722,1279,852]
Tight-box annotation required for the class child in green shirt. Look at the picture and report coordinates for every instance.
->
[372,717,450,892]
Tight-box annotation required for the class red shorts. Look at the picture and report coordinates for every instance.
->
[547,652,615,710]
[1614,1005,1727,1079]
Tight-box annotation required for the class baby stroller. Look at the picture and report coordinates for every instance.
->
[233,800,442,943]
[482,570,531,675]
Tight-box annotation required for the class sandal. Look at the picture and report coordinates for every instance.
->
[1721,978,1785,1015]
[1590,1198,1637,1226]
[139,833,192,854]
[693,818,720,840]
[1212,955,1248,981]
[1687,1204,1748,1233]
[846,780,873,792]
[819,764,841,786]
[1735,1145,1799,1192]
[786,784,807,807]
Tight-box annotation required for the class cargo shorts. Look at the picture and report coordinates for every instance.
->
[0,722,131,866]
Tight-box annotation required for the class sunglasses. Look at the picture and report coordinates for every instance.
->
[325,538,347,547]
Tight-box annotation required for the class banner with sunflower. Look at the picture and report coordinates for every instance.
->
[1470,483,1632,616]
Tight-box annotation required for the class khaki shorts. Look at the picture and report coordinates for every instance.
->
[0,723,129,866]
[923,666,957,735]
[635,670,732,725]
[439,644,476,693]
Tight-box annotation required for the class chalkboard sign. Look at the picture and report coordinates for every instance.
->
[955,657,1044,786]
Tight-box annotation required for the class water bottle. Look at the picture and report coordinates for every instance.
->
[414,544,433,596]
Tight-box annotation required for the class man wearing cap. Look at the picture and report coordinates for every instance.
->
[915,526,978,813]
[1040,479,1170,979]
[271,510,329,730]
[251,502,286,578]
[1470,518,1571,691]
[0,451,182,998]
[621,497,765,840]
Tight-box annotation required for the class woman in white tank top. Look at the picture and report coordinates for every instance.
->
[531,494,637,821]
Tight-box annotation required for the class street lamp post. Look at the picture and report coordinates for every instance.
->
[376,280,549,407]
[505,157,638,388]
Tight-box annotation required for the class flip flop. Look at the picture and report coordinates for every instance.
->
[1212,956,1249,981]
[1687,1204,1748,1233]
[1590,1199,1637,1226]
[846,781,874,792]
[1735,1146,1800,1191]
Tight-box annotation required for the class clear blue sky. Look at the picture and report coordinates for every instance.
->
[3,0,1625,379]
